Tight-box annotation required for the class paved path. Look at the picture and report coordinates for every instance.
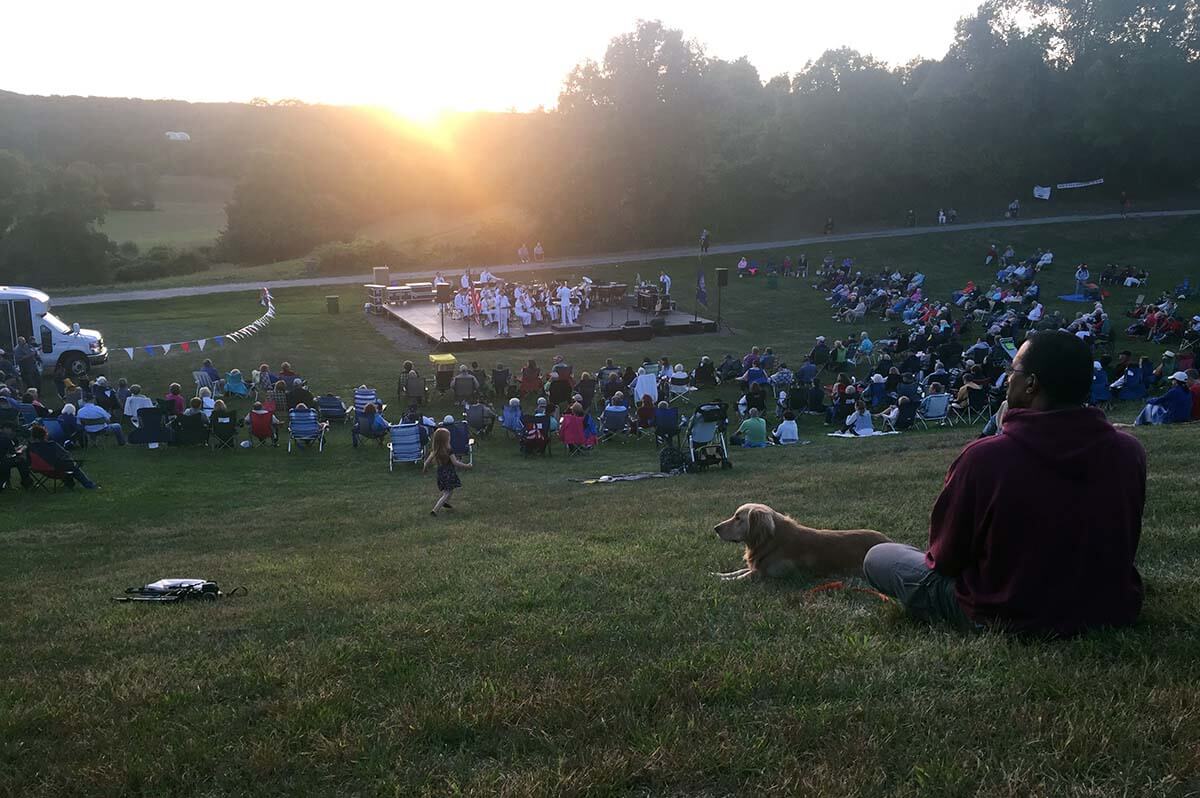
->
[56,209,1200,306]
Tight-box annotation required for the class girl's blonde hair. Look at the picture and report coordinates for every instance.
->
[430,427,452,465]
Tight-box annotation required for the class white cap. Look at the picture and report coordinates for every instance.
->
[443,415,455,424]
[1170,371,1189,382]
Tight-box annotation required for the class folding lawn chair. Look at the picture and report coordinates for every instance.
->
[444,420,475,465]
[193,371,222,398]
[175,413,211,447]
[248,409,278,446]
[686,401,732,471]
[653,406,682,447]
[27,446,72,493]
[952,386,990,425]
[287,409,326,452]
[387,423,424,470]
[129,408,174,447]
[667,375,695,405]
[599,408,634,443]
[317,394,350,424]
[355,387,388,417]
[224,371,251,398]
[915,393,953,429]
[209,410,240,451]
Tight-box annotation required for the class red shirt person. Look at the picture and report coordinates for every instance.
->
[865,331,1146,636]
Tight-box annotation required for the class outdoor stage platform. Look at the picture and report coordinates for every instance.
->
[380,300,717,351]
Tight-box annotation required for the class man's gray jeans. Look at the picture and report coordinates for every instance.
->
[863,543,973,630]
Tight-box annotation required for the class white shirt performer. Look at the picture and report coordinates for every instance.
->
[660,271,672,296]
[496,291,511,336]
[557,283,572,325]
[461,270,471,290]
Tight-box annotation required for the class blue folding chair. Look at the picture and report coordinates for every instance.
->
[317,394,350,424]
[287,409,326,452]
[443,420,475,465]
[388,423,424,470]
[653,406,682,446]
[916,393,953,428]
[600,407,633,443]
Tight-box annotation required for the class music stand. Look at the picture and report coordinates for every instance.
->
[437,303,448,343]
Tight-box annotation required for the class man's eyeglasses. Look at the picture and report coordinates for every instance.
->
[1005,366,1032,378]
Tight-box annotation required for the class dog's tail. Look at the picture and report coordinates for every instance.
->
[806,581,891,603]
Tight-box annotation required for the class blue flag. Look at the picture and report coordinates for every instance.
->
[143,345,155,356]
[696,268,707,307]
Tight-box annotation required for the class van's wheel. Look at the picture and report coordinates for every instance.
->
[62,354,89,378]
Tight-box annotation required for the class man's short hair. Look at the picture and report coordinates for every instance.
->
[1022,331,1093,406]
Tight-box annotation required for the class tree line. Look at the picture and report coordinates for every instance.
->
[0,0,1197,285]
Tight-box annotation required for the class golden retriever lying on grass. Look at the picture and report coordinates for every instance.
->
[713,502,891,581]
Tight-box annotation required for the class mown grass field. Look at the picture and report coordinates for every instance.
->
[4,218,1200,796]
[98,176,235,250]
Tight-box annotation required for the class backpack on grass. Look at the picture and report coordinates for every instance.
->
[659,445,686,473]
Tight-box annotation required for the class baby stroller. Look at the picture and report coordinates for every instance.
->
[685,400,732,472]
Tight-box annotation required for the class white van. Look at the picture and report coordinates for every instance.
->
[0,287,107,378]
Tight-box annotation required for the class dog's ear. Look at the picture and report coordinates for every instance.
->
[746,505,776,545]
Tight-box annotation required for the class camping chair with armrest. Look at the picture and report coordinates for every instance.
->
[156,398,181,422]
[353,387,386,416]
[387,423,424,471]
[915,393,953,429]
[653,406,682,448]
[547,378,573,410]
[14,403,38,434]
[434,370,454,396]
[248,409,278,446]
[192,371,222,398]
[287,409,326,453]
[465,403,495,438]
[667,375,695,405]
[599,407,634,443]
[452,375,479,405]
[79,416,112,449]
[559,413,588,455]
[26,443,77,493]
[491,368,511,399]
[686,401,732,471]
[353,409,390,447]
[1090,370,1112,409]
[224,371,251,398]
[129,408,174,446]
[444,420,475,466]
[175,413,210,447]
[518,367,543,398]
[517,414,548,456]
[952,386,991,425]
[209,409,240,451]
[317,395,350,424]
[399,371,426,406]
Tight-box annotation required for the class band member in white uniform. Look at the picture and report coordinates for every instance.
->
[453,288,471,319]
[434,272,449,285]
[480,268,495,284]
[660,271,672,297]
[557,282,572,325]
[496,290,511,336]
[461,270,471,290]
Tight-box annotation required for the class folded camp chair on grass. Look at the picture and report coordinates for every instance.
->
[388,423,424,470]
[287,409,326,452]
[317,394,350,424]
[175,413,211,447]
[129,408,174,446]
[915,393,953,429]
[210,410,240,450]
[952,387,991,425]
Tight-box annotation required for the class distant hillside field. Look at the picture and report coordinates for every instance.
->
[99,175,233,249]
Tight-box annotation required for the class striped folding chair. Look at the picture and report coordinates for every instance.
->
[287,409,326,452]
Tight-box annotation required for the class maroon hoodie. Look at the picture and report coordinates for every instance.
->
[926,407,1146,636]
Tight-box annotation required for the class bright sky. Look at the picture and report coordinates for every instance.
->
[3,0,981,119]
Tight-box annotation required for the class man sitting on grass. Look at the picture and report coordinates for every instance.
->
[864,331,1146,636]
[1133,371,1192,426]
[734,408,768,448]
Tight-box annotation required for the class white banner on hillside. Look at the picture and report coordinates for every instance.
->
[1033,186,1052,200]
[1056,178,1104,190]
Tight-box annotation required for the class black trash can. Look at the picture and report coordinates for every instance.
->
[326,295,340,314]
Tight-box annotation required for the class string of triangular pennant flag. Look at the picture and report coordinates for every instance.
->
[121,289,276,361]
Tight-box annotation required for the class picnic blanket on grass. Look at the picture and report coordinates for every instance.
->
[827,431,900,439]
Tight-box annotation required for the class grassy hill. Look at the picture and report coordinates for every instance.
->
[4,217,1200,795]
